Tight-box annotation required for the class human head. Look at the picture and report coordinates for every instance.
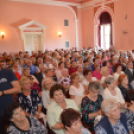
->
[125,89,134,103]
[118,74,128,85]
[70,60,76,68]
[58,62,64,69]
[70,72,80,83]
[42,77,52,91]
[88,81,101,97]
[127,62,133,69]
[100,66,109,76]
[5,102,25,125]
[19,76,31,90]
[26,59,32,67]
[0,60,6,69]
[76,64,83,73]
[61,68,69,77]
[101,98,120,121]
[94,64,100,71]
[83,69,92,79]
[61,108,82,133]
[50,83,65,103]
[114,63,122,72]
[83,59,88,66]
[64,59,70,69]
[22,67,30,77]
[104,76,116,88]
[44,69,53,77]
[39,64,46,73]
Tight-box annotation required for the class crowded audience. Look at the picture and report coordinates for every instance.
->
[1,47,134,134]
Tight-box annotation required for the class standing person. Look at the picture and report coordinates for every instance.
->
[0,60,21,134]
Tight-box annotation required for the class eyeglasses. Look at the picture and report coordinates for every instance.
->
[91,90,100,94]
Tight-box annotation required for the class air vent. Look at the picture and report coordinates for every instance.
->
[64,19,69,26]
[65,41,70,48]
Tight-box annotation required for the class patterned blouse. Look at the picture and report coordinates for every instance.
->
[7,116,47,134]
[95,120,131,134]
[81,95,103,130]
[17,89,41,115]
[125,109,134,132]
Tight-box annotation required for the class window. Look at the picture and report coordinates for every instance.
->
[65,41,70,48]
[101,24,111,50]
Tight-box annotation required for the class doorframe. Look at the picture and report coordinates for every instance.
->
[19,20,47,52]
[24,32,43,53]
[94,6,114,49]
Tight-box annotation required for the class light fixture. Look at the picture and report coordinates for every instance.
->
[1,32,5,39]
[122,29,127,34]
[57,32,62,37]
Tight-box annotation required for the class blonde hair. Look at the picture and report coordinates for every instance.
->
[100,66,109,75]
[19,76,30,86]
[42,77,52,90]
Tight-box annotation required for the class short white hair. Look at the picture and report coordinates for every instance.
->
[101,98,119,114]
[61,68,68,75]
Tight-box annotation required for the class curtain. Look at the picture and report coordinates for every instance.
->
[99,12,112,47]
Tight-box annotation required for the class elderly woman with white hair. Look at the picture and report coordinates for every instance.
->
[59,68,71,90]
[102,76,126,109]
[95,98,133,134]
[41,77,53,109]
[100,66,111,83]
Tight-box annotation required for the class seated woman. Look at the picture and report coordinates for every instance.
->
[81,81,103,131]
[42,77,53,109]
[44,68,56,84]
[92,64,102,80]
[61,108,91,134]
[125,89,134,132]
[95,98,133,134]
[113,63,124,82]
[17,77,45,122]
[5,102,47,134]
[102,76,126,109]
[118,74,133,100]
[69,72,86,99]
[69,60,77,75]
[100,66,111,83]
[22,67,38,83]
[82,69,97,93]
[102,61,113,75]
[47,83,79,134]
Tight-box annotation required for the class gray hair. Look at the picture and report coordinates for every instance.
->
[61,68,68,75]
[104,76,114,87]
[88,81,101,91]
[76,64,82,69]
[39,64,46,69]
[101,98,119,114]
[42,77,52,90]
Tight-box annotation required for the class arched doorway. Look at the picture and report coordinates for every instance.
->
[94,6,114,50]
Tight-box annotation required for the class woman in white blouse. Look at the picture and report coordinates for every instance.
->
[113,63,124,82]
[82,69,97,94]
[41,77,53,109]
[102,76,126,109]
[69,72,86,99]
[100,66,111,83]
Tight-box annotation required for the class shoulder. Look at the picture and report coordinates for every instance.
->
[81,127,91,134]
[82,96,88,101]
[7,123,19,134]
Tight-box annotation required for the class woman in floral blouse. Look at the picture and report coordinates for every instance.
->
[81,81,103,131]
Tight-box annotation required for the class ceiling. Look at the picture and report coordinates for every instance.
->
[8,0,114,7]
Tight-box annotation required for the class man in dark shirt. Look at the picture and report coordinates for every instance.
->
[0,60,21,134]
